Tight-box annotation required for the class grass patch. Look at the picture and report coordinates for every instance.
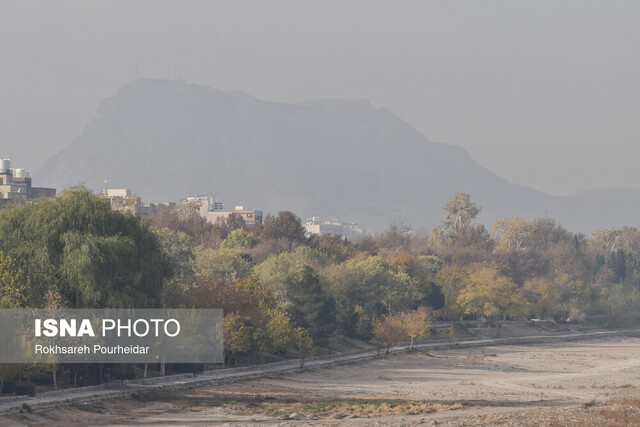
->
[70,402,106,413]
[224,398,465,418]
[594,398,640,426]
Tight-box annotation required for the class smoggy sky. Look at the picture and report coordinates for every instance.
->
[1,1,638,196]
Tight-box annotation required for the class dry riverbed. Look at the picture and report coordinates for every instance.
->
[6,337,640,426]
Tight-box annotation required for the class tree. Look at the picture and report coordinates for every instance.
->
[308,234,354,264]
[401,307,431,350]
[0,187,170,308]
[213,214,246,240]
[221,229,260,250]
[608,248,628,283]
[372,314,407,354]
[0,250,28,385]
[418,255,443,275]
[265,309,296,353]
[0,364,21,396]
[494,248,550,286]
[223,312,251,365]
[328,255,413,313]
[602,284,640,327]
[0,252,28,388]
[388,252,445,311]
[154,228,194,284]
[432,193,480,243]
[435,265,469,320]
[191,247,253,285]
[0,250,28,308]
[153,202,217,247]
[376,222,413,250]
[523,277,559,319]
[591,226,640,254]
[293,327,314,368]
[42,290,67,390]
[493,217,534,250]
[261,211,306,243]
[456,264,529,320]
[285,266,336,343]
[526,218,574,250]
[254,247,320,306]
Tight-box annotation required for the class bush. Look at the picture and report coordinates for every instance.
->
[2,379,16,394]
[103,363,136,380]
[171,363,205,375]
[15,382,36,397]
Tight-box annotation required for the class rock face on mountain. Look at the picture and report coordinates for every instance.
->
[36,79,640,233]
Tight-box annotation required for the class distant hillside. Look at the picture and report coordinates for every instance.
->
[36,79,640,233]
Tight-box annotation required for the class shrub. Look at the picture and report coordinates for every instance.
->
[15,382,36,397]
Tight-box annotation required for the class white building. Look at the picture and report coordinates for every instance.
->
[102,188,175,217]
[182,196,263,226]
[0,158,56,206]
[304,217,366,239]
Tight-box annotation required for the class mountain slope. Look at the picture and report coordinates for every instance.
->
[36,79,640,233]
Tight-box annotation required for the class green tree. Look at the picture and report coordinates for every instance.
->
[0,187,170,308]
[388,252,445,310]
[0,364,21,395]
[308,234,354,264]
[154,228,194,284]
[285,266,336,343]
[328,255,412,313]
[254,246,323,306]
[435,265,469,320]
[221,229,260,250]
[265,309,296,353]
[261,211,307,243]
[223,312,251,365]
[0,250,28,308]
[191,247,253,285]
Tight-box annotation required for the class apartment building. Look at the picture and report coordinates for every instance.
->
[0,158,56,207]
[102,188,175,217]
[183,196,263,226]
[304,216,366,239]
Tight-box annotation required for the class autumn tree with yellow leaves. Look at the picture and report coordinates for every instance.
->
[372,313,408,354]
[456,263,530,320]
[401,307,432,350]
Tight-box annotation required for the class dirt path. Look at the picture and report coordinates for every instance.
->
[7,337,640,426]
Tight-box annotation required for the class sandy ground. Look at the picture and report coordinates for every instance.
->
[6,337,640,426]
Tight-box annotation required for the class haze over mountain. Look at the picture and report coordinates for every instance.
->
[36,79,640,233]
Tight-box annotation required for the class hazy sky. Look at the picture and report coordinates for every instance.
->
[1,1,638,196]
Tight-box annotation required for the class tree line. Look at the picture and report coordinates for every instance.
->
[1,188,640,389]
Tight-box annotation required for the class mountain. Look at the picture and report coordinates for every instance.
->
[36,79,640,233]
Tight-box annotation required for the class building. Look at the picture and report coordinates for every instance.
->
[232,206,263,226]
[304,216,366,240]
[102,188,175,217]
[182,196,263,226]
[102,188,132,199]
[0,158,56,207]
